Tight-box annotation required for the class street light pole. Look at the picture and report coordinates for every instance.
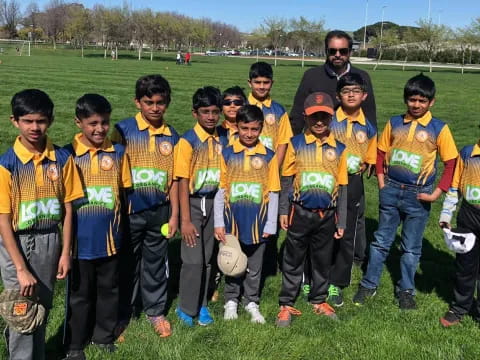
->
[363,0,369,50]
[428,0,431,22]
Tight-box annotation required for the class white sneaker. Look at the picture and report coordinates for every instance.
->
[224,300,238,320]
[244,302,265,324]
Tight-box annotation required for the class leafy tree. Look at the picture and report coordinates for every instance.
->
[414,19,451,72]
[65,6,93,57]
[289,16,325,67]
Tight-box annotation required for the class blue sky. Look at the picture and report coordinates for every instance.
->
[37,0,479,33]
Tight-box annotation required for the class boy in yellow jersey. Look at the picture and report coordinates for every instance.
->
[113,75,179,338]
[0,89,83,360]
[174,86,222,326]
[438,139,480,327]
[276,92,347,327]
[217,86,247,148]
[327,73,377,307]
[353,74,458,309]
[63,94,132,360]
[247,61,293,165]
[214,105,280,323]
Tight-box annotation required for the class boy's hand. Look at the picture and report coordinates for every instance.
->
[262,232,272,238]
[439,222,451,229]
[181,221,199,247]
[17,269,37,297]
[214,227,226,243]
[167,216,179,239]
[417,187,442,203]
[280,215,289,231]
[334,228,344,239]
[56,254,71,279]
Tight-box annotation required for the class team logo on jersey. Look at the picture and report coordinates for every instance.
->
[325,148,337,161]
[415,130,428,143]
[390,148,423,174]
[100,155,114,171]
[159,141,173,156]
[300,171,335,194]
[46,164,59,181]
[265,114,276,126]
[355,131,367,144]
[230,182,262,204]
[251,156,264,170]
[215,143,223,154]
[466,185,480,205]
[18,198,61,230]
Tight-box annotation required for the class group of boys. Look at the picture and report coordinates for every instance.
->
[0,35,478,360]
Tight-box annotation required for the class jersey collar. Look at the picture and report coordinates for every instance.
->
[471,143,480,157]
[404,111,432,127]
[232,138,267,155]
[221,120,238,134]
[72,133,115,156]
[14,136,56,164]
[248,93,272,108]
[305,131,337,147]
[135,112,172,136]
[194,123,219,142]
[335,107,366,125]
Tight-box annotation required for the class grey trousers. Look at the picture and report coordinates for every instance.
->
[178,197,215,317]
[0,230,60,360]
[225,242,266,306]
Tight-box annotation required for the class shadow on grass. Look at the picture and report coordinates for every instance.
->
[46,323,66,360]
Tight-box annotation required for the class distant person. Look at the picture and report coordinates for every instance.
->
[111,49,115,60]
[353,74,457,310]
[176,51,182,65]
[185,52,191,65]
[290,30,377,267]
[0,89,83,359]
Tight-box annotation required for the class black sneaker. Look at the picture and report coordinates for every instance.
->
[352,285,376,305]
[397,290,416,310]
[327,285,344,307]
[440,310,461,327]
[62,350,86,360]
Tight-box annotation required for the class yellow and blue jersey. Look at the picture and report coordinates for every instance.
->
[220,138,280,245]
[330,107,377,174]
[0,137,84,232]
[452,144,480,209]
[217,120,237,148]
[112,113,179,214]
[174,123,221,197]
[378,111,458,187]
[282,132,348,210]
[64,134,132,260]
[248,94,293,151]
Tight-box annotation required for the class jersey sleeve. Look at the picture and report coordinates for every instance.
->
[267,155,281,192]
[337,151,349,186]
[377,121,392,153]
[62,156,85,203]
[120,153,132,188]
[276,113,294,147]
[219,155,228,189]
[437,125,458,162]
[450,154,463,189]
[173,138,193,179]
[0,166,12,214]
[365,133,378,165]
[281,141,297,177]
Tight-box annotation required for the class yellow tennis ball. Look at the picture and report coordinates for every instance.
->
[161,223,169,237]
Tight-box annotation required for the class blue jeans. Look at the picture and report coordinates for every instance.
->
[361,179,432,293]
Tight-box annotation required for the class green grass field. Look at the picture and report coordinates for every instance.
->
[1,48,480,360]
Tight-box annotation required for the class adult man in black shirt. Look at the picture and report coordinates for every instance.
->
[289,30,376,268]
[290,30,377,135]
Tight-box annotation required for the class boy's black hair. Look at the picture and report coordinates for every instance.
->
[75,94,112,120]
[336,73,367,93]
[249,62,273,80]
[404,73,436,101]
[135,74,171,105]
[236,105,264,125]
[222,86,247,103]
[324,30,353,51]
[11,89,54,121]
[192,86,222,110]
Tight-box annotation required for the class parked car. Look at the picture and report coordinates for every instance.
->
[287,52,300,57]
[205,49,223,56]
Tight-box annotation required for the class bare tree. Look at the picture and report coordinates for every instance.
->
[289,16,325,67]
[414,18,451,72]
[371,28,400,70]
[41,0,68,49]
[0,0,21,38]
[262,17,287,66]
[23,2,40,43]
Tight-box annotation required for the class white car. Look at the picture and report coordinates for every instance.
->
[206,50,223,56]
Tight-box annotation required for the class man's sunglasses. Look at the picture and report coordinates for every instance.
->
[223,99,244,106]
[327,48,350,56]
